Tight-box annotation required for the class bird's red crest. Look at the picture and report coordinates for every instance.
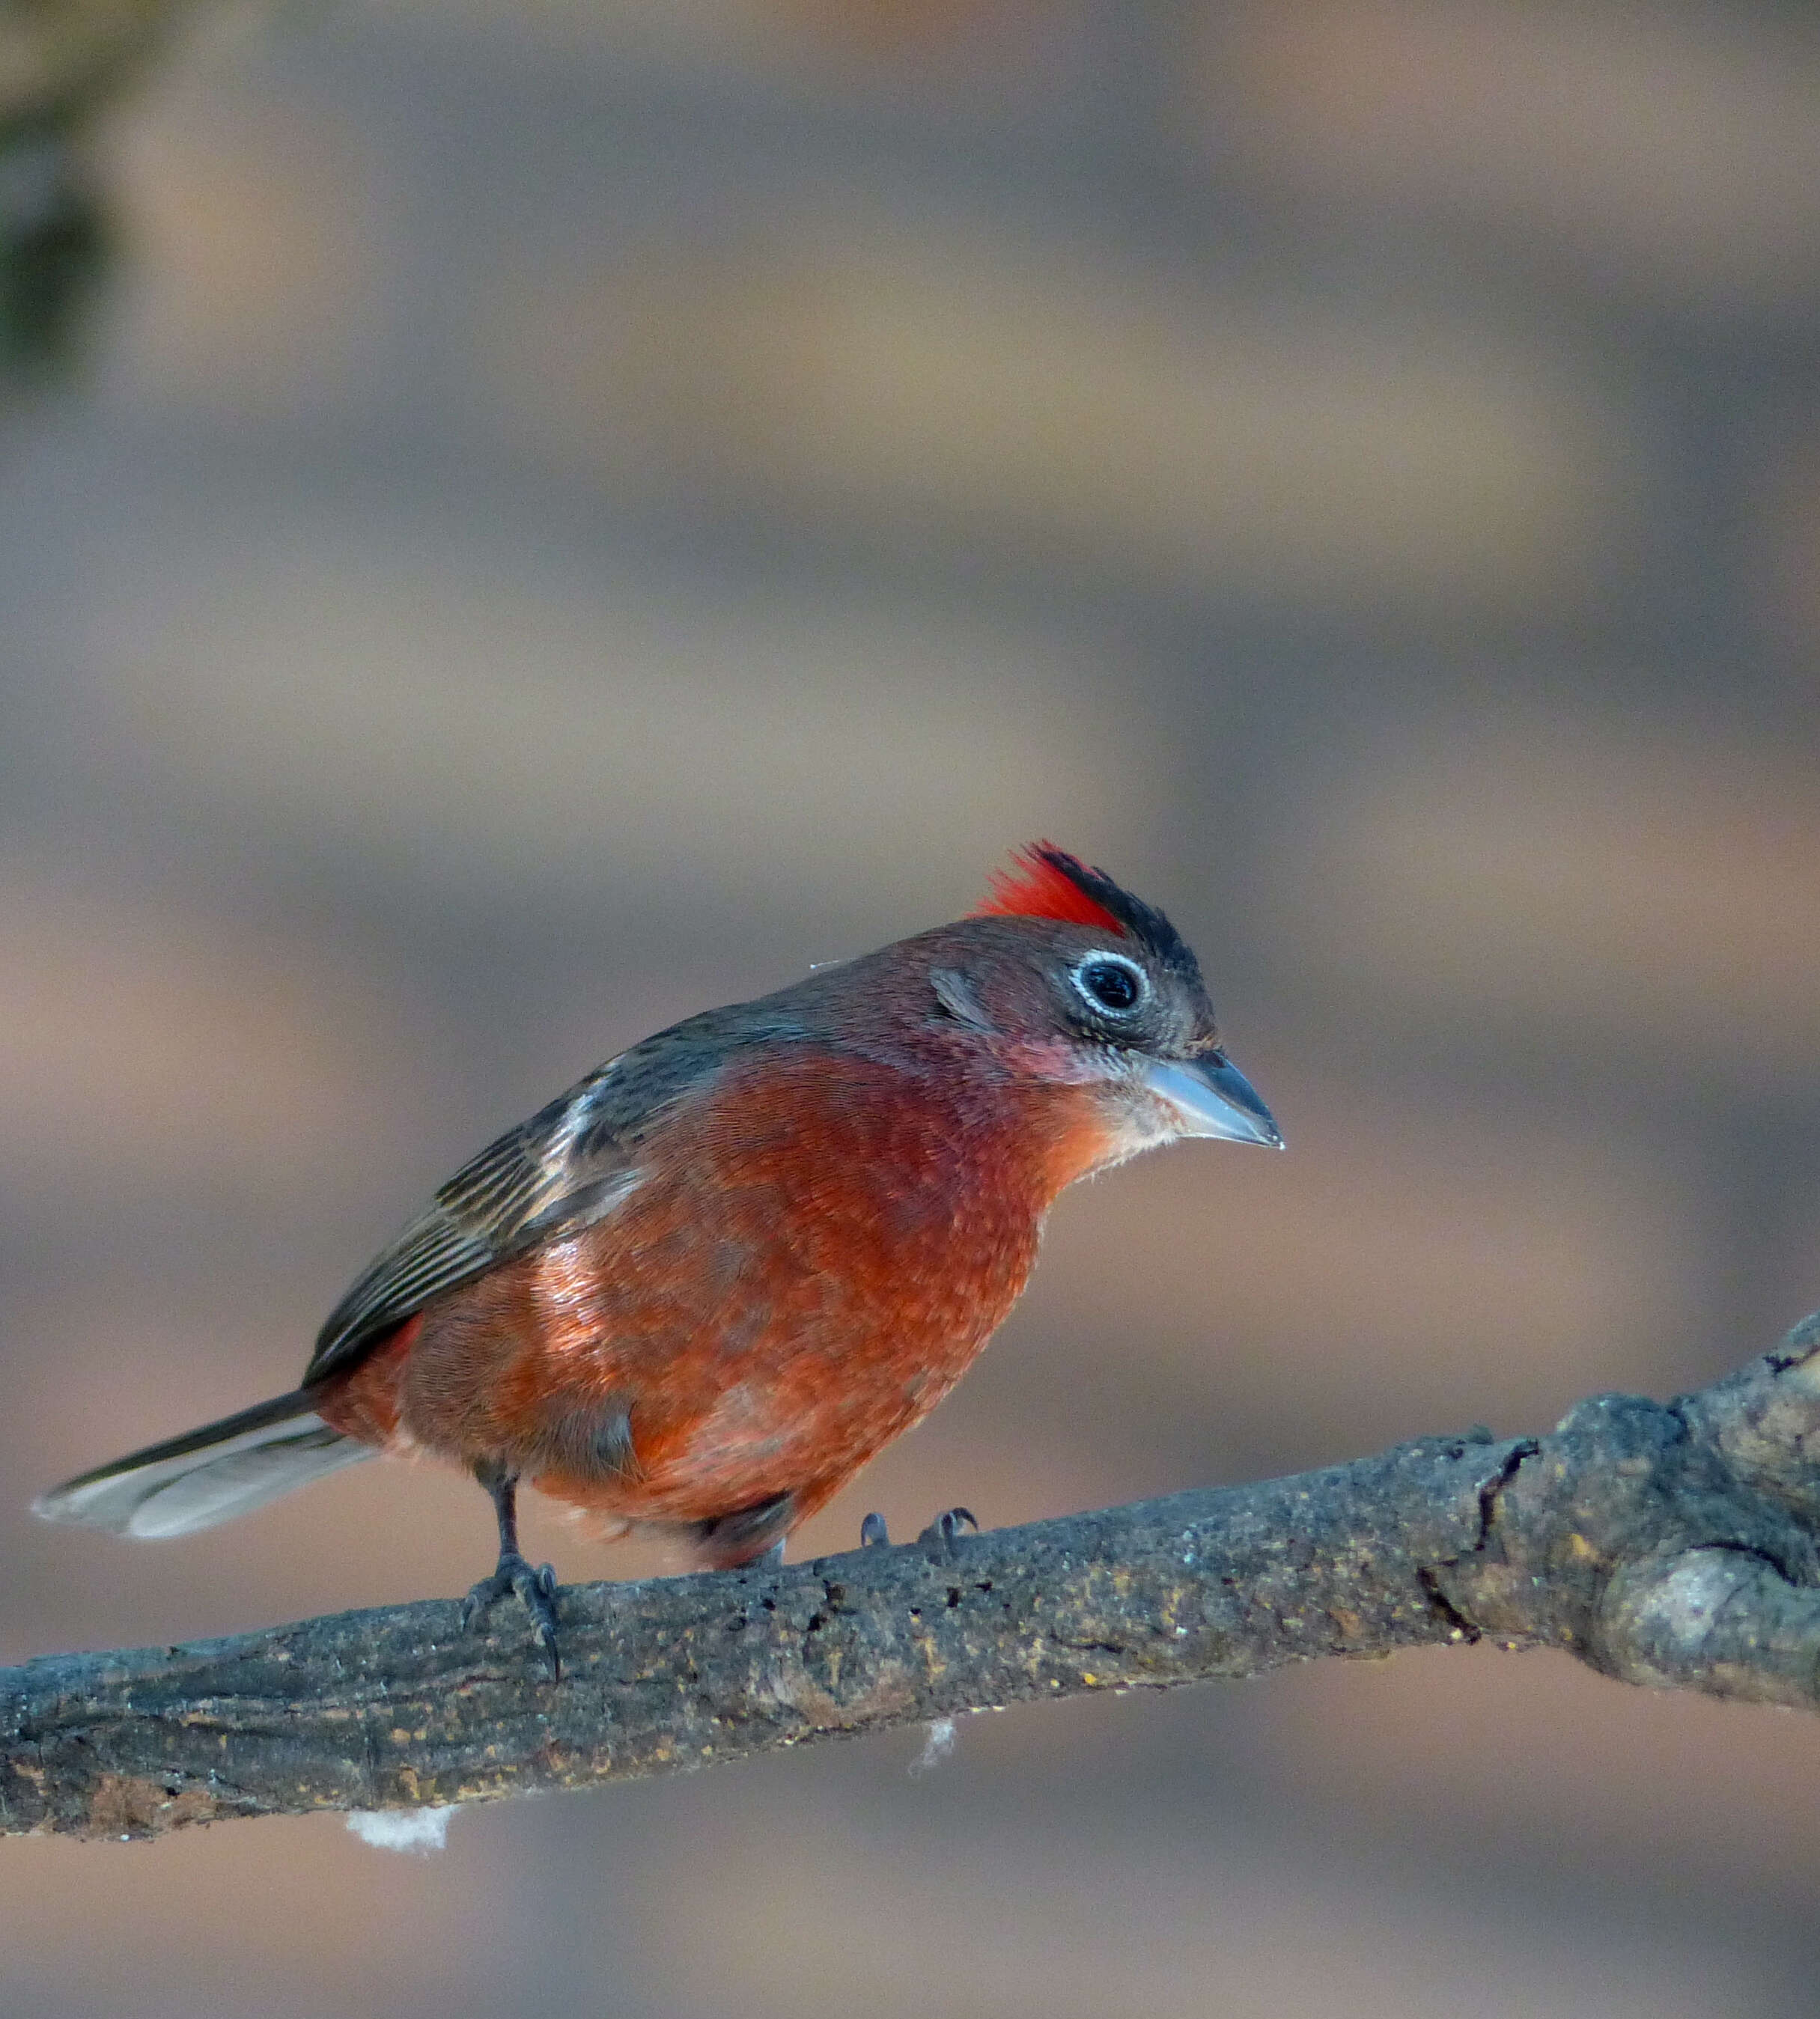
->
[971,843,1131,937]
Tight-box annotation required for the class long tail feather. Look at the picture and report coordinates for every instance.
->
[31,1390,374,1539]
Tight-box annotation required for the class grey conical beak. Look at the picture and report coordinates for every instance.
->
[1142,1054,1283,1148]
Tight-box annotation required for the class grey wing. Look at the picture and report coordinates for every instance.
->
[302,993,812,1388]
[304,1053,654,1385]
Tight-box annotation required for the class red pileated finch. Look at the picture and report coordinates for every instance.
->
[37,844,1280,1663]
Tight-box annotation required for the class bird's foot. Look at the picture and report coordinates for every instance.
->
[460,1552,561,1676]
[917,1506,979,1559]
[859,1508,979,1556]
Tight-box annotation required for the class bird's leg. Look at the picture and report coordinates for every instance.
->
[460,1462,561,1673]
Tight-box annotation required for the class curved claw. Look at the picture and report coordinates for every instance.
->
[859,1511,890,1548]
[461,1552,561,1677]
[916,1506,980,1559]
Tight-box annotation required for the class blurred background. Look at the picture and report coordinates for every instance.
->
[3,0,1820,2012]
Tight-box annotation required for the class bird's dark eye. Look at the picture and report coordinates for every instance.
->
[1072,954,1147,1014]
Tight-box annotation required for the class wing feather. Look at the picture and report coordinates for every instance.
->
[303,993,810,1387]
[306,1057,660,1383]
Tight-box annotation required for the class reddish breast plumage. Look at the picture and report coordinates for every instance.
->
[320,1042,1107,1562]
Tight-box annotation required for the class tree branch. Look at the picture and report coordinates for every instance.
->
[9,1312,1820,1841]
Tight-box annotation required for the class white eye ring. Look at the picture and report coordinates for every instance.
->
[1070,950,1150,1016]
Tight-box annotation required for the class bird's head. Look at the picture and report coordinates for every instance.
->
[896,842,1282,1171]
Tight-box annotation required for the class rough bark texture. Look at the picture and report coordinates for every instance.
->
[8,1314,1820,1840]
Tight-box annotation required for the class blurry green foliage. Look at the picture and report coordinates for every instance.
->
[0,0,200,392]
[0,121,109,383]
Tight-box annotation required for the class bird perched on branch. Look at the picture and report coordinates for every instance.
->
[35,844,1280,1667]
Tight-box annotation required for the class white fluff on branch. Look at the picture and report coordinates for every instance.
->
[345,1805,454,1854]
